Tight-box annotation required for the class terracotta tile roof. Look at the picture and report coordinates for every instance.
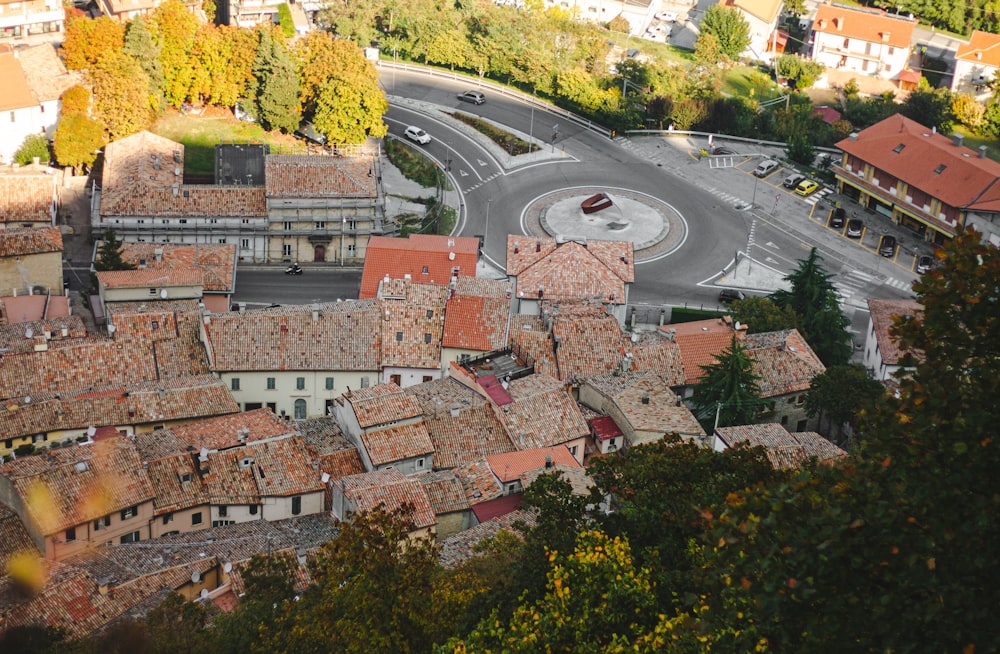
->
[97,268,205,289]
[508,315,558,377]
[379,281,448,369]
[0,173,56,223]
[505,370,565,400]
[452,457,503,504]
[0,226,62,257]
[168,408,293,452]
[359,234,479,299]
[442,278,512,351]
[142,451,209,516]
[471,493,522,523]
[360,422,434,467]
[744,329,826,397]
[337,468,437,529]
[438,508,534,568]
[629,331,686,386]
[585,371,704,438]
[244,436,325,497]
[718,0,782,22]
[486,445,580,484]
[0,501,38,568]
[118,243,237,293]
[662,319,739,385]
[836,114,1000,213]
[956,29,1000,67]
[100,131,265,218]
[867,298,923,365]
[717,424,846,469]
[0,436,155,535]
[812,4,915,49]
[550,303,626,382]
[0,375,238,441]
[264,155,377,198]
[522,463,594,497]
[0,46,38,112]
[419,470,471,514]
[419,398,513,469]
[16,43,81,104]
[507,237,633,303]
[204,300,382,372]
[345,382,422,428]
[791,431,848,463]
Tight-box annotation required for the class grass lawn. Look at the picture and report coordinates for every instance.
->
[151,110,303,176]
[951,126,1000,163]
[606,31,695,66]
[723,66,783,103]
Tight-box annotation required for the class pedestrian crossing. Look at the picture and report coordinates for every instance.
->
[801,187,834,206]
[833,268,912,307]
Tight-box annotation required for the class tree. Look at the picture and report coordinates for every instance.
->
[730,296,798,334]
[900,86,955,134]
[91,52,153,140]
[804,363,885,445]
[783,0,806,16]
[60,84,92,116]
[250,28,301,133]
[607,14,629,33]
[770,247,852,366]
[142,592,209,654]
[61,15,124,70]
[13,133,49,165]
[693,30,723,66]
[691,335,763,429]
[209,552,297,654]
[53,113,105,172]
[786,135,815,166]
[123,17,163,101]
[94,229,137,271]
[952,92,985,132]
[150,0,200,106]
[699,5,750,61]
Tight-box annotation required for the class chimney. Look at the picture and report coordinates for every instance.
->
[311,303,320,321]
[980,146,988,159]
[537,285,544,298]
[544,455,552,469]
[836,16,844,31]
[449,403,460,418]
[849,132,858,141]
[953,134,964,147]
[932,126,937,134]
[154,248,163,261]
[642,393,650,405]
[535,239,541,252]
[513,241,519,254]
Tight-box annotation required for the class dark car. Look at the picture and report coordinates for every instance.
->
[457,90,486,105]
[294,121,326,146]
[830,207,846,229]
[879,235,897,258]
[916,254,934,274]
[783,173,805,189]
[846,218,864,238]
[719,289,746,304]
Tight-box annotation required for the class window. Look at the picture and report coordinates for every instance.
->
[120,505,138,520]
[425,310,433,318]
[424,333,432,344]
[283,244,292,257]
[797,419,808,431]
[416,458,425,469]
[294,399,307,419]
[396,331,403,342]
[179,219,188,224]
[65,527,76,542]
[149,288,158,296]
[422,375,433,383]
[249,505,259,515]
[296,377,305,390]
[231,378,240,391]
[9,112,14,123]
[569,445,578,456]
[795,395,805,406]
[151,320,159,330]
[609,438,617,446]
[780,415,788,425]
[218,238,227,244]
[218,505,228,517]
[348,220,356,230]
[242,219,250,224]
[212,520,235,527]
[315,221,326,229]
[163,530,179,537]
[94,515,111,531]
[325,377,334,390]
[361,376,369,388]
[422,266,429,274]
[267,377,276,390]
[347,244,356,254]
[192,512,203,525]
[120,531,141,544]
[283,221,292,231]
[241,239,249,249]
[292,496,302,515]
[162,514,173,525]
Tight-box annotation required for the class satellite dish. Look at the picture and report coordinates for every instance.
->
[160,289,168,299]
[191,571,201,583]
[200,589,209,600]
[320,472,331,484]
[223,561,232,573]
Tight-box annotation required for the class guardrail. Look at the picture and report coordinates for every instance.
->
[623,128,841,154]
[378,60,613,138]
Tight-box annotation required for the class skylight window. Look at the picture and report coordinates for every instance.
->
[934,164,947,174]
[893,143,905,153]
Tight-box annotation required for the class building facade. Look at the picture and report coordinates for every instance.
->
[810,5,914,81]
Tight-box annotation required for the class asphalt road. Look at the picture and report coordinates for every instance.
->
[232,269,363,307]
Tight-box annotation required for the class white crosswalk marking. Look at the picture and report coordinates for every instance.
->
[833,269,912,306]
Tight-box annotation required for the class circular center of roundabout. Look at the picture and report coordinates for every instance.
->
[521,187,686,262]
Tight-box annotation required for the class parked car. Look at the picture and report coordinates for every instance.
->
[782,173,805,189]
[829,207,846,229]
[654,10,678,21]
[916,254,934,274]
[846,218,864,238]
[294,121,326,146]
[719,289,746,304]
[753,159,780,178]
[879,235,897,257]
[795,179,819,196]
[457,90,485,105]
[404,126,432,144]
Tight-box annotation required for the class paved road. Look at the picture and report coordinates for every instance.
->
[232,269,362,307]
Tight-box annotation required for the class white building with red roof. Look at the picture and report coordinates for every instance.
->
[952,30,1000,99]
[835,113,1000,245]
[810,5,915,81]
[359,234,478,299]
[863,298,922,383]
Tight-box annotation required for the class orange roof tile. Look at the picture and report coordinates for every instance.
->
[812,4,915,49]
[337,468,437,529]
[0,226,62,257]
[0,46,38,112]
[485,445,580,483]
[0,173,56,224]
[360,421,434,467]
[346,382,422,428]
[265,155,377,198]
[118,243,237,293]
[867,298,922,365]
[359,234,478,299]
[442,277,512,351]
[745,329,826,398]
[96,268,204,289]
[507,237,634,304]
[956,30,1000,67]
[168,408,293,452]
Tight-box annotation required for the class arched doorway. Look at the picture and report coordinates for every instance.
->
[314,245,326,262]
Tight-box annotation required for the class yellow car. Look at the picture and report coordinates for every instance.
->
[795,179,819,196]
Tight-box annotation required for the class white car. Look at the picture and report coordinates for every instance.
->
[404,126,431,144]
[655,11,678,21]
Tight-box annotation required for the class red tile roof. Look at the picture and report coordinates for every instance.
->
[956,29,1000,67]
[716,424,846,469]
[265,155,377,198]
[345,382,422,428]
[360,422,434,467]
[812,4,915,49]
[867,298,922,365]
[837,113,1000,212]
[97,268,204,289]
[0,173,56,224]
[589,415,623,441]
[745,329,826,398]
[486,445,580,483]
[0,226,62,257]
[337,468,437,529]
[167,408,293,451]
[118,243,237,293]
[359,235,478,299]
[0,46,38,112]
[471,493,522,523]
[442,277,512,351]
[506,237,633,303]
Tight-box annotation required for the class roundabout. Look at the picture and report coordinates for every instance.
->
[522,186,687,262]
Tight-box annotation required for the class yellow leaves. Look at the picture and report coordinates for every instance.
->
[927,557,936,570]
[6,550,46,593]
[755,637,769,652]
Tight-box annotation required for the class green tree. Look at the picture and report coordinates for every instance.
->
[900,87,955,133]
[209,552,297,654]
[786,135,815,166]
[691,335,763,429]
[731,296,798,334]
[142,592,209,654]
[250,28,301,133]
[123,17,163,101]
[804,363,885,445]
[53,113,105,173]
[693,30,723,66]
[607,14,629,33]
[60,84,92,116]
[952,92,985,132]
[94,229,137,271]
[150,0,200,106]
[699,5,751,61]
[91,52,153,140]
[783,0,806,16]
[61,15,124,70]
[770,247,852,366]
[13,133,49,166]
